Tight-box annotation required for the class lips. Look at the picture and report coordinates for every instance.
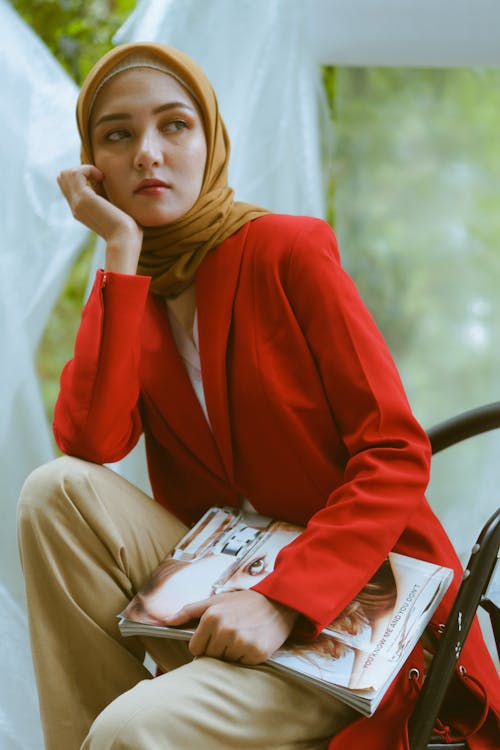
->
[134,178,170,194]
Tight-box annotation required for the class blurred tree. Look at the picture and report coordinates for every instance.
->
[333,66,500,383]
[322,65,336,227]
[10,0,136,83]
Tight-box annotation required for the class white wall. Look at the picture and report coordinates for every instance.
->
[310,0,500,66]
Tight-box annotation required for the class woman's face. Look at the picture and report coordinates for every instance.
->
[216,526,301,592]
[90,67,207,227]
[141,554,231,624]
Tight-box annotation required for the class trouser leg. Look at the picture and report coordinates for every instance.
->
[83,656,358,750]
[17,456,188,750]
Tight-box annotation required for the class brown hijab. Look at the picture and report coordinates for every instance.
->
[77,42,269,296]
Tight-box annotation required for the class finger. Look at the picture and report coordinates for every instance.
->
[80,164,104,181]
[80,165,106,194]
[188,617,214,657]
[188,608,248,662]
[57,166,104,198]
[236,645,269,666]
[163,597,214,625]
[202,627,238,660]
[189,621,241,661]
[58,164,104,183]
[201,632,265,665]
[217,641,246,663]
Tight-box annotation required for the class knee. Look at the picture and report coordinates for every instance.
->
[83,697,128,750]
[83,678,195,750]
[83,684,155,750]
[17,456,95,532]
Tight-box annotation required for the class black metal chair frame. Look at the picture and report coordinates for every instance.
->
[408,401,500,750]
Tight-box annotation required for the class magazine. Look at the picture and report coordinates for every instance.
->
[118,506,453,716]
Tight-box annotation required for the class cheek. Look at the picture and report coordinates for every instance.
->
[92,149,109,174]
[98,180,120,206]
[93,152,124,187]
[95,162,125,203]
[188,139,207,188]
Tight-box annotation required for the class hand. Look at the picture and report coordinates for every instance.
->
[57,165,143,274]
[165,589,299,665]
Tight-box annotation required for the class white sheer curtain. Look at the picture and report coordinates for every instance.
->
[0,584,44,750]
[1,1,88,746]
[1,0,88,604]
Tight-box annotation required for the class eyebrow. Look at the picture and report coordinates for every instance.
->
[93,101,196,127]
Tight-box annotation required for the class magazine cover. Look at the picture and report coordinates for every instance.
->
[118,507,453,715]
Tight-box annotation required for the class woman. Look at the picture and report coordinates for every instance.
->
[18,42,499,750]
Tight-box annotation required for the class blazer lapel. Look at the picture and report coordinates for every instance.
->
[196,224,248,485]
[141,294,225,478]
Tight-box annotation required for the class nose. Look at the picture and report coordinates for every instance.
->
[133,130,162,170]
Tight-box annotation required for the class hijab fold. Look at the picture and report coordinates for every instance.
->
[77,42,269,296]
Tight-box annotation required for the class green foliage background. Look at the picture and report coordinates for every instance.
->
[333,66,500,428]
[10,0,136,84]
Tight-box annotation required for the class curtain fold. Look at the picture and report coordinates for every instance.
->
[1,0,88,604]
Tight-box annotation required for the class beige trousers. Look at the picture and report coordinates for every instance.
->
[18,457,357,750]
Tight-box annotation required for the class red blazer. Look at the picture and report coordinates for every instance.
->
[54,214,499,749]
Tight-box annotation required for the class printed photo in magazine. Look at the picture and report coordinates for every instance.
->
[118,507,453,715]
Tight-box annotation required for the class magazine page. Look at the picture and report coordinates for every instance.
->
[119,507,302,628]
[268,553,453,714]
[353,555,451,686]
[212,520,302,594]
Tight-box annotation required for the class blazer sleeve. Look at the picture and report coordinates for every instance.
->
[53,269,151,463]
[251,219,432,635]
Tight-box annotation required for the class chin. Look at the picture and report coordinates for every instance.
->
[138,213,182,227]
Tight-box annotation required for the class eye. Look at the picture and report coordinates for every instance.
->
[244,556,267,576]
[162,119,189,134]
[105,129,130,142]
